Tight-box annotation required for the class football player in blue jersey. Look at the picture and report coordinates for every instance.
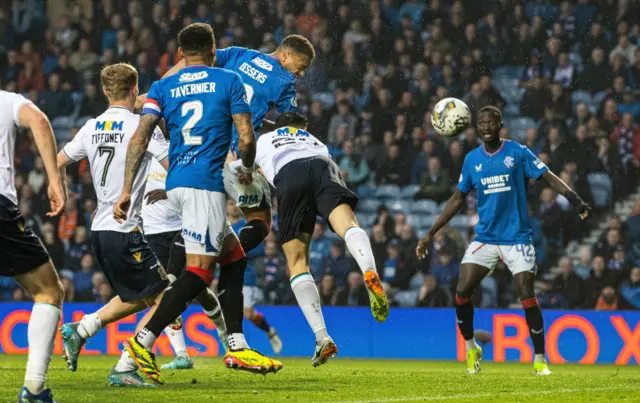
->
[113,23,281,385]
[416,106,592,376]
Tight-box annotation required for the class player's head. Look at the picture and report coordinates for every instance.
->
[178,23,216,66]
[100,63,138,106]
[477,105,503,144]
[275,112,308,130]
[276,35,315,78]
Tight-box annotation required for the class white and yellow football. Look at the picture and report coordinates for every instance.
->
[431,97,472,137]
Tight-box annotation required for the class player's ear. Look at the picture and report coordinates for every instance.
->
[177,47,184,60]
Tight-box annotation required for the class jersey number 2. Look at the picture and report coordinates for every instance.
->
[97,146,114,187]
[181,100,203,145]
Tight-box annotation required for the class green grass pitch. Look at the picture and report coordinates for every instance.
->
[1,355,638,402]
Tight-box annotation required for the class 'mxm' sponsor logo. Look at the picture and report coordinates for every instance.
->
[95,120,124,131]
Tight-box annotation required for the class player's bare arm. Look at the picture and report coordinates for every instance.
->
[541,170,592,220]
[113,113,160,222]
[416,189,466,259]
[18,103,66,217]
[233,112,257,185]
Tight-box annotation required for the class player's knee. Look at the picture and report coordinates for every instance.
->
[243,208,272,230]
[33,280,64,308]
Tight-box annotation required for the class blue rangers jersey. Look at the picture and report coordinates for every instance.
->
[142,65,250,192]
[458,140,548,245]
[216,47,297,152]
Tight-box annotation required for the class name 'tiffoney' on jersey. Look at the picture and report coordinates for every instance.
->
[0,91,32,205]
[62,107,168,232]
[216,47,297,152]
[256,126,329,186]
[142,65,250,192]
[458,140,548,245]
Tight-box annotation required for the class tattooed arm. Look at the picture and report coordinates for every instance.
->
[113,113,160,222]
[232,112,256,185]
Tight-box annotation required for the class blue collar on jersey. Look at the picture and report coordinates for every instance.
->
[482,140,505,157]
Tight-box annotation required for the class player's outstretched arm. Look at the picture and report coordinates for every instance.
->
[541,170,592,220]
[416,189,466,259]
[113,113,160,222]
[233,112,257,184]
[18,103,66,217]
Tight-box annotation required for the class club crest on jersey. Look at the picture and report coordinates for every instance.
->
[95,120,123,131]
[251,57,273,71]
[475,164,482,172]
[504,156,514,169]
[178,71,208,82]
[291,97,297,107]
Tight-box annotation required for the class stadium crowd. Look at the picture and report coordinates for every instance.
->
[0,0,638,310]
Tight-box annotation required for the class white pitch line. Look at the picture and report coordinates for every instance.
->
[315,386,636,403]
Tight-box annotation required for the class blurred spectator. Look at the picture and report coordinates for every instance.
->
[553,257,584,309]
[65,226,90,271]
[17,60,43,92]
[521,77,551,121]
[575,246,593,279]
[579,48,613,94]
[317,273,337,306]
[97,283,114,303]
[70,38,99,76]
[58,198,79,244]
[334,272,369,306]
[430,248,459,287]
[553,53,575,89]
[337,139,370,187]
[584,255,618,308]
[38,73,74,119]
[328,100,357,144]
[538,279,568,309]
[610,35,637,66]
[61,277,75,302]
[382,240,403,288]
[377,142,410,186]
[78,83,107,119]
[310,222,332,279]
[415,156,449,202]
[73,254,96,296]
[619,267,640,309]
[593,228,625,261]
[417,274,448,307]
[595,286,619,311]
[52,53,75,90]
[323,241,350,288]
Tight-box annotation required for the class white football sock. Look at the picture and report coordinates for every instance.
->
[290,273,328,343]
[344,227,377,274]
[466,339,477,351]
[77,313,101,340]
[535,353,546,363]
[136,328,157,350]
[114,350,138,372]
[164,326,189,358]
[227,333,249,350]
[24,303,60,394]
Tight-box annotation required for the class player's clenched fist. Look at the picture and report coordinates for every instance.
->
[113,193,131,223]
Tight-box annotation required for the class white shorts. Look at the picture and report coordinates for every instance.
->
[243,285,264,308]
[223,159,271,209]
[167,187,234,257]
[461,241,537,276]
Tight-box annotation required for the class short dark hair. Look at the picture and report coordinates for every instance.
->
[178,23,215,56]
[478,105,503,122]
[279,35,315,61]
[275,112,308,129]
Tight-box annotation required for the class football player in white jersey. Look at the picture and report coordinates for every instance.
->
[0,90,66,403]
[230,112,389,366]
[56,64,171,387]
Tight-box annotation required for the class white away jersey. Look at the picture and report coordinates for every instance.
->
[0,91,33,204]
[63,106,168,232]
[255,126,329,185]
[141,159,182,235]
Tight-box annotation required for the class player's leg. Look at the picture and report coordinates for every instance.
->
[327,203,389,322]
[149,231,195,371]
[14,261,64,402]
[126,189,278,383]
[509,244,551,375]
[458,242,497,374]
[244,290,283,354]
[1,195,62,401]
[283,234,337,367]
[165,233,228,352]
